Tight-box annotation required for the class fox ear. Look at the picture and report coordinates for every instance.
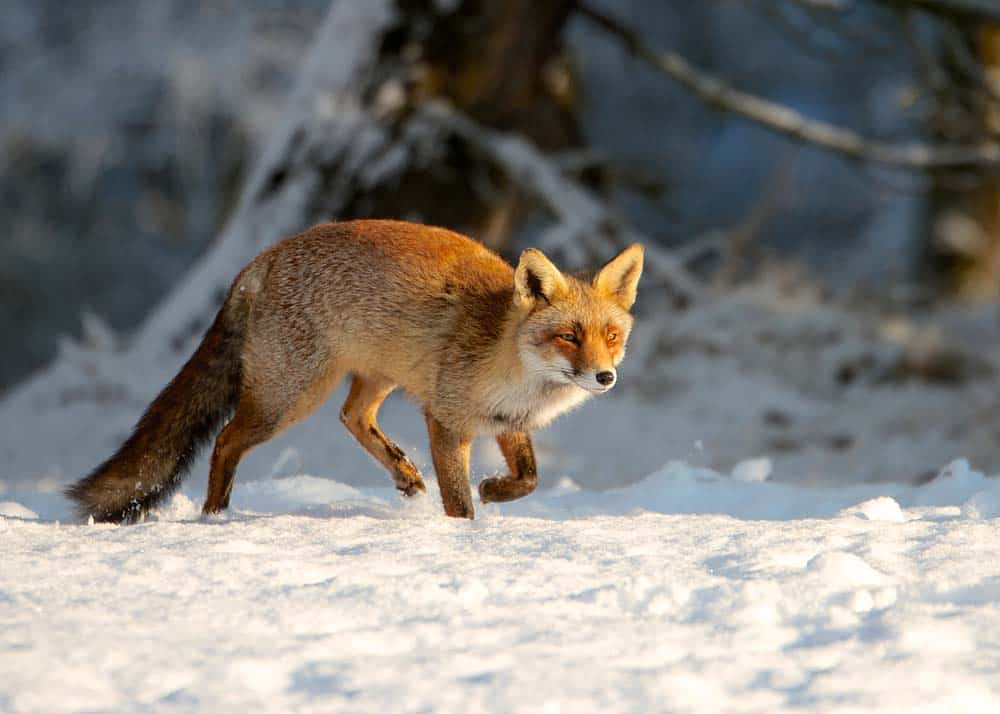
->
[514,248,568,308]
[593,243,644,310]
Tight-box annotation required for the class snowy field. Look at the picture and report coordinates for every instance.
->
[5,456,1000,713]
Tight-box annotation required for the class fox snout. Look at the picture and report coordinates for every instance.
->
[568,367,617,393]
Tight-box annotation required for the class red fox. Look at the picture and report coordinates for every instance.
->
[67,220,643,522]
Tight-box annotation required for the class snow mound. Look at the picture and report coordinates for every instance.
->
[839,496,905,522]
[805,551,888,588]
[731,457,772,482]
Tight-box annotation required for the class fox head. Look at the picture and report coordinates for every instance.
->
[513,243,644,394]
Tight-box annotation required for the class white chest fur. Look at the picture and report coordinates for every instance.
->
[481,374,591,433]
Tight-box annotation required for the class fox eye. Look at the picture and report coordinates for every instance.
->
[607,332,619,343]
[557,332,578,344]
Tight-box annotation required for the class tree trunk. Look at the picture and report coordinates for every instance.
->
[928,24,1000,300]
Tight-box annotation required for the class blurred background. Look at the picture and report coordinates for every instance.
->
[3,0,1000,492]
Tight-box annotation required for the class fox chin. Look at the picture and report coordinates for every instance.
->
[66,219,644,522]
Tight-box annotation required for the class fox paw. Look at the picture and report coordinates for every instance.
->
[396,478,426,497]
[479,475,536,503]
[479,477,497,503]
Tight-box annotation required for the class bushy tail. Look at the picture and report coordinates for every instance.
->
[66,278,256,523]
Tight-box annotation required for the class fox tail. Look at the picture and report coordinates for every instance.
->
[65,266,261,523]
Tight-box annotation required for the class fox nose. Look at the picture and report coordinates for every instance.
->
[596,370,616,387]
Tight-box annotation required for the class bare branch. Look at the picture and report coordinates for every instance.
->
[415,102,703,303]
[577,3,1000,170]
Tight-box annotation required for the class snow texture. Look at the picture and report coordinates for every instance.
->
[3,451,1000,712]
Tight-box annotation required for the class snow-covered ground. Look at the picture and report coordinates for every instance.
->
[5,455,1000,712]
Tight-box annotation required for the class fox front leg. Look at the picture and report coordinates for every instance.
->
[425,412,475,518]
[340,375,426,497]
[479,432,538,504]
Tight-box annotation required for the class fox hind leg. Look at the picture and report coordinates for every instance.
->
[340,375,426,496]
[204,361,347,514]
[203,396,278,513]
[478,431,538,504]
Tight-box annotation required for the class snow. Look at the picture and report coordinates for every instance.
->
[731,457,772,482]
[4,455,1000,712]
